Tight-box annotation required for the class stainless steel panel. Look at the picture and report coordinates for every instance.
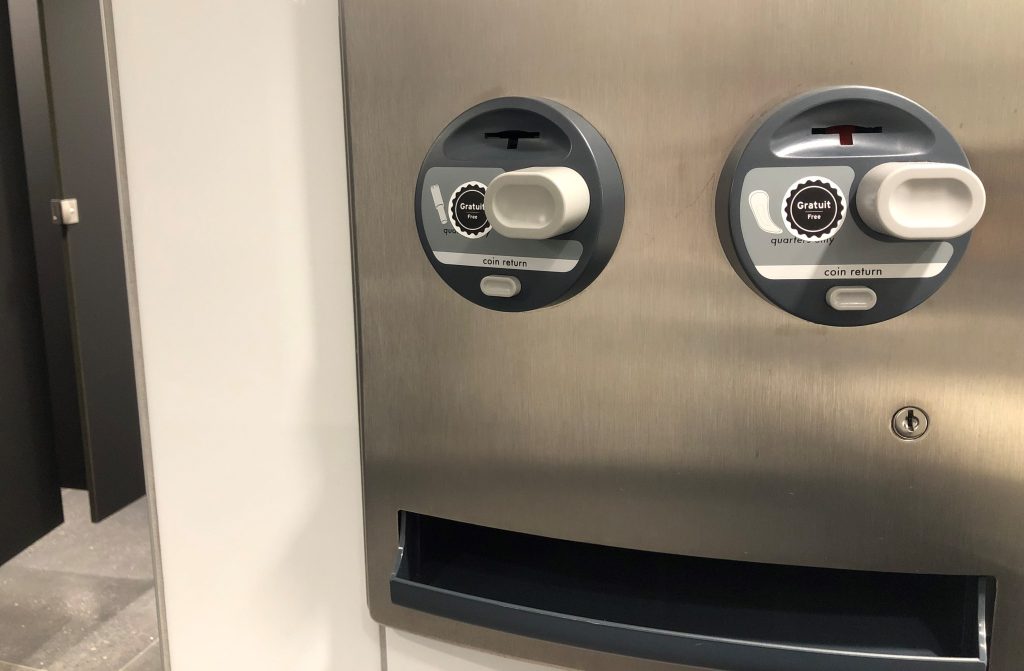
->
[341,2,1024,669]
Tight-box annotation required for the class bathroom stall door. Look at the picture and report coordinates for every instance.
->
[9,0,145,522]
[0,0,63,565]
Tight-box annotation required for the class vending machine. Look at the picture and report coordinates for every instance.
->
[340,2,1024,669]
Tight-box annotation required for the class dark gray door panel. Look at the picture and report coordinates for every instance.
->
[9,0,143,521]
[40,0,143,521]
[0,0,62,565]
[7,0,86,490]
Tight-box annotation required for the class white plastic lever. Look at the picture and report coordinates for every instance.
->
[484,167,590,240]
[856,162,985,240]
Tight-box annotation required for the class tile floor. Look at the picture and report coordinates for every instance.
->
[0,490,162,671]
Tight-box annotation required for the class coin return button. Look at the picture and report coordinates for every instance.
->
[827,286,877,311]
[480,275,522,298]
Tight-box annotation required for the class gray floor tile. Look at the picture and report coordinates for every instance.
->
[0,490,159,671]
[37,589,159,671]
[0,566,151,663]
[119,642,163,671]
[12,491,155,582]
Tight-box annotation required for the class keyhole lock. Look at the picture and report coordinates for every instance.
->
[892,406,929,440]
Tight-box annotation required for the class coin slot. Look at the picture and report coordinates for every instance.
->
[442,107,570,161]
[484,130,541,149]
[811,124,883,146]
[769,97,935,158]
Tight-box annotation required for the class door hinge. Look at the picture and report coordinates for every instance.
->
[50,198,80,225]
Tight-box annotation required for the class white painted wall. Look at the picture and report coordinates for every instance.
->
[111,1,379,669]
[387,631,559,671]
[113,2,565,670]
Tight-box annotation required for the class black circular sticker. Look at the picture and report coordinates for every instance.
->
[448,181,490,238]
[782,177,846,241]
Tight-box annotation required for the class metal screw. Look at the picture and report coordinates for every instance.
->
[893,406,929,440]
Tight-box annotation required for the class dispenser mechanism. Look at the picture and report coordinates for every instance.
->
[415,97,624,311]
[717,87,986,326]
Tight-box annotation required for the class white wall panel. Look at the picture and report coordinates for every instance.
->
[387,630,560,671]
[111,1,380,669]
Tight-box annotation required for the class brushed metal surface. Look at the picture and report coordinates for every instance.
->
[341,2,1024,669]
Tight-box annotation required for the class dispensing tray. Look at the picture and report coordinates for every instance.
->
[391,512,994,671]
